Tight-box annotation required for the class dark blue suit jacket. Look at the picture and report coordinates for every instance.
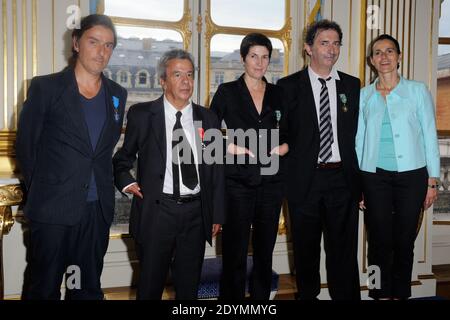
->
[16,67,127,226]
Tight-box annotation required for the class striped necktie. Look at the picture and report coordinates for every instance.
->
[318,77,333,163]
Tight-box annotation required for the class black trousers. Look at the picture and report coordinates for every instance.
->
[26,201,109,300]
[362,167,428,299]
[289,167,360,300]
[220,179,283,300]
[136,196,205,300]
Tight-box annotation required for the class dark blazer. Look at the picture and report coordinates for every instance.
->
[113,96,225,245]
[277,68,361,203]
[16,67,127,226]
[210,75,287,186]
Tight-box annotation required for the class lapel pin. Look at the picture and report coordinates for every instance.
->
[339,94,348,112]
[198,127,206,150]
[275,110,281,129]
[112,96,120,122]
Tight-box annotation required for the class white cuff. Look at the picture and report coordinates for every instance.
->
[122,182,137,193]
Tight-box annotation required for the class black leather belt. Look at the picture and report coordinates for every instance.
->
[316,161,342,169]
[162,193,201,204]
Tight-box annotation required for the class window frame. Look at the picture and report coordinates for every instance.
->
[437,0,450,135]
[98,0,192,50]
[203,0,291,106]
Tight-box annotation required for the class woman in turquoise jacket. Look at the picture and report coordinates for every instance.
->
[356,34,440,300]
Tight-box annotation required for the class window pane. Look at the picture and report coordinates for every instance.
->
[440,0,450,37]
[439,45,450,56]
[437,45,450,131]
[210,0,285,30]
[108,26,183,124]
[209,34,284,103]
[104,0,184,21]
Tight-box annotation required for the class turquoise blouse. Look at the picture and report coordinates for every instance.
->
[377,107,398,171]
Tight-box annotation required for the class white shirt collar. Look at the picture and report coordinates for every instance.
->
[308,66,340,85]
[163,96,192,119]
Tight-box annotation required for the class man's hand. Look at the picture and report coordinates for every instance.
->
[124,182,144,199]
[212,224,221,238]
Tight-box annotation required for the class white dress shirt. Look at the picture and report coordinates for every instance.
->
[308,66,342,163]
[162,97,201,195]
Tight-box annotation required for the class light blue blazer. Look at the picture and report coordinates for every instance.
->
[355,77,440,177]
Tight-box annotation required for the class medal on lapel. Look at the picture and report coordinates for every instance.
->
[198,127,206,150]
[339,94,348,113]
[275,110,281,129]
[112,96,120,122]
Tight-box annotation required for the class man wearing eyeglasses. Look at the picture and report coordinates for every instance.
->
[277,20,361,300]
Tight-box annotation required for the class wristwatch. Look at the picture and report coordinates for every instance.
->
[428,178,440,189]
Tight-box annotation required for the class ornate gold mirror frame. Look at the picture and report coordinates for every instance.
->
[0,184,23,300]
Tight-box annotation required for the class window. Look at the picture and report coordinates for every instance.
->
[206,0,289,105]
[210,0,285,30]
[436,0,450,221]
[119,71,128,83]
[214,72,224,85]
[437,0,450,132]
[139,72,147,85]
[104,0,184,21]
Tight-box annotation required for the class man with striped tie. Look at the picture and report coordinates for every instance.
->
[277,20,361,300]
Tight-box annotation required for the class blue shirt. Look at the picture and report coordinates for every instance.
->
[377,107,398,171]
[81,85,106,201]
[356,77,440,177]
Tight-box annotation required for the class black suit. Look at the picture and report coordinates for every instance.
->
[113,96,225,299]
[16,67,127,299]
[277,68,361,300]
[210,76,286,299]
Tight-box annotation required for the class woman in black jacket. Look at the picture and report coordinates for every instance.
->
[210,33,288,300]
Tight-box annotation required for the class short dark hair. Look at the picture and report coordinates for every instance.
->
[157,49,195,80]
[305,19,343,46]
[240,33,273,60]
[71,14,117,60]
[369,34,401,57]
